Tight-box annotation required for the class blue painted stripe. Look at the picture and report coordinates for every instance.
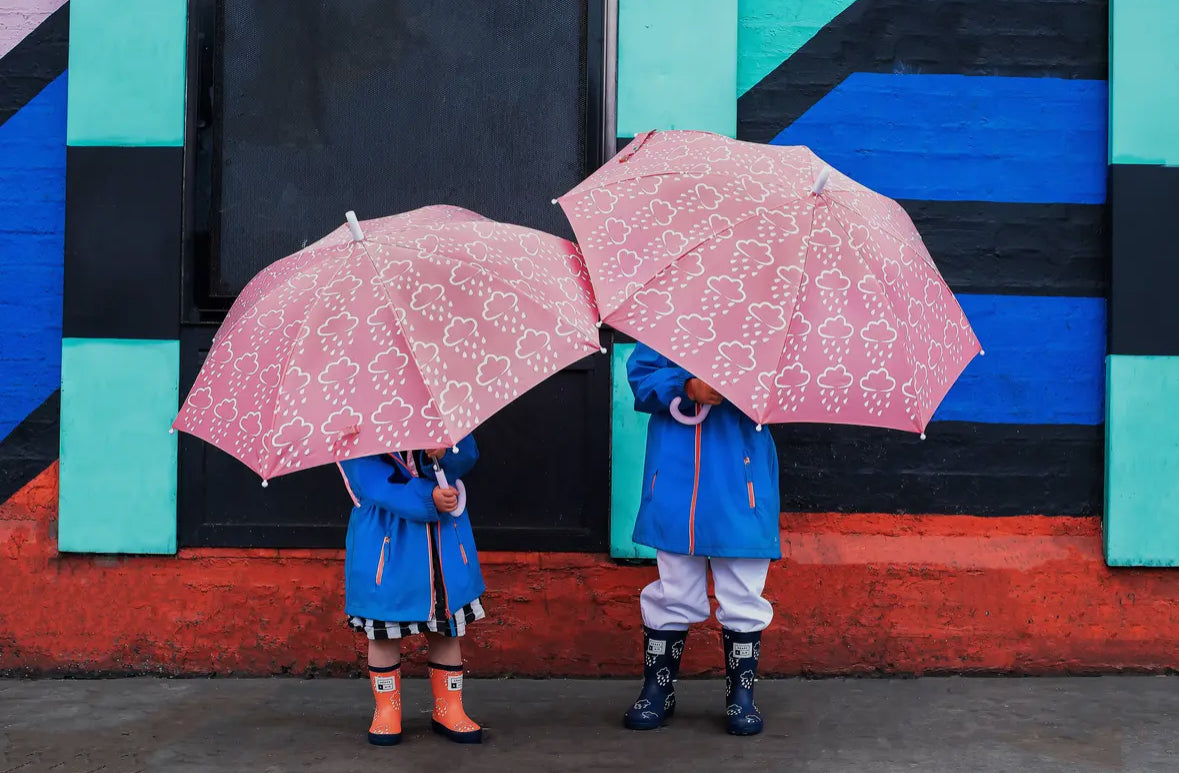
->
[934,295,1105,425]
[772,73,1108,204]
[0,73,66,442]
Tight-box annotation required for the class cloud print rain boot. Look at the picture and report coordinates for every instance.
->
[623,626,687,730]
[367,664,402,746]
[429,663,483,744]
[722,628,764,735]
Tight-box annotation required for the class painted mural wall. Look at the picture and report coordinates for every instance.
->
[740,0,1108,518]
[1,1,1111,531]
[9,0,1179,678]
[0,0,66,504]
[610,0,1109,556]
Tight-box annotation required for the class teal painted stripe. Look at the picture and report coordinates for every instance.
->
[1104,355,1179,566]
[1110,0,1179,166]
[59,338,178,554]
[617,0,737,138]
[610,343,656,560]
[737,0,856,96]
[66,0,187,146]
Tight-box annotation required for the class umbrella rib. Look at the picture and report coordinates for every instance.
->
[824,211,925,431]
[354,239,464,445]
[370,225,558,319]
[763,201,821,425]
[562,171,718,200]
[215,242,336,345]
[258,245,358,480]
[605,191,804,324]
[826,194,925,254]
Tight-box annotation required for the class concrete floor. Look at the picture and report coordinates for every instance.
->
[2,676,1178,772]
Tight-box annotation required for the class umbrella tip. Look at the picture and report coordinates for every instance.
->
[345,210,364,241]
[261,479,269,488]
[920,433,927,441]
[595,320,603,329]
[453,446,460,454]
[756,424,764,432]
[168,428,175,435]
[551,198,558,205]
[979,349,986,356]
[600,345,607,354]
[810,166,832,196]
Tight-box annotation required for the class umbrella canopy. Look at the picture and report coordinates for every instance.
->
[174,205,602,482]
[556,130,981,433]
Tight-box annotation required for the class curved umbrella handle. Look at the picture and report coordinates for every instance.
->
[669,397,711,426]
[432,465,467,517]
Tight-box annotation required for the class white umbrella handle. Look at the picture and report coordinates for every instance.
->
[432,464,467,517]
[669,397,711,426]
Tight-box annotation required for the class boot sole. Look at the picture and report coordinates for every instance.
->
[367,732,402,746]
[431,719,483,744]
[623,706,675,731]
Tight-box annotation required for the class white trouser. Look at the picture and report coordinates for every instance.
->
[640,551,773,634]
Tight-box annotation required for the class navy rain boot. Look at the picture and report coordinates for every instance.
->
[623,626,687,730]
[722,628,764,735]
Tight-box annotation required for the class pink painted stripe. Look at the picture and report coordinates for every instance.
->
[0,1,67,60]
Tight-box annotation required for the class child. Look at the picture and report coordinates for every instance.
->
[623,343,781,736]
[338,436,485,746]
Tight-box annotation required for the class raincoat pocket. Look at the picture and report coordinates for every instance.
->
[743,456,756,509]
[375,535,390,585]
[452,520,469,565]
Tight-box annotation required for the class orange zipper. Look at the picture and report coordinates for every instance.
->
[650,472,658,498]
[453,521,468,565]
[744,457,756,508]
[375,536,389,585]
[688,407,703,555]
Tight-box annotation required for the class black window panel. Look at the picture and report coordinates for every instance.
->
[180,0,611,551]
[188,0,601,309]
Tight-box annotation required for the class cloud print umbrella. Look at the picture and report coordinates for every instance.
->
[173,205,602,485]
[556,130,981,434]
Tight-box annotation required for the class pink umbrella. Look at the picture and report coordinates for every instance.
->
[173,205,602,487]
[556,130,981,434]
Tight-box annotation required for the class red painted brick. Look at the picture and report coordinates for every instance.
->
[6,464,1179,677]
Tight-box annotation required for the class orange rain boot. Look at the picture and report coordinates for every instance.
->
[368,664,402,746]
[428,662,483,744]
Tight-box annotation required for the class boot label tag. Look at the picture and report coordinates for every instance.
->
[374,674,398,692]
[732,642,753,659]
[647,639,667,656]
[447,674,463,691]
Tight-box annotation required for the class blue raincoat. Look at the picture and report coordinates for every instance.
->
[628,344,782,559]
[339,436,484,623]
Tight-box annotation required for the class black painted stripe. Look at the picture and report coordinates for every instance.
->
[1109,164,1179,356]
[0,2,68,129]
[0,390,59,504]
[738,0,1108,144]
[901,200,1107,297]
[64,146,183,340]
[772,421,1102,516]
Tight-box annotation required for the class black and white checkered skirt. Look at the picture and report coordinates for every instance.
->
[347,598,485,640]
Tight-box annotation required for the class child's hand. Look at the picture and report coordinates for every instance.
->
[425,447,449,461]
[433,486,459,512]
[686,378,724,406]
